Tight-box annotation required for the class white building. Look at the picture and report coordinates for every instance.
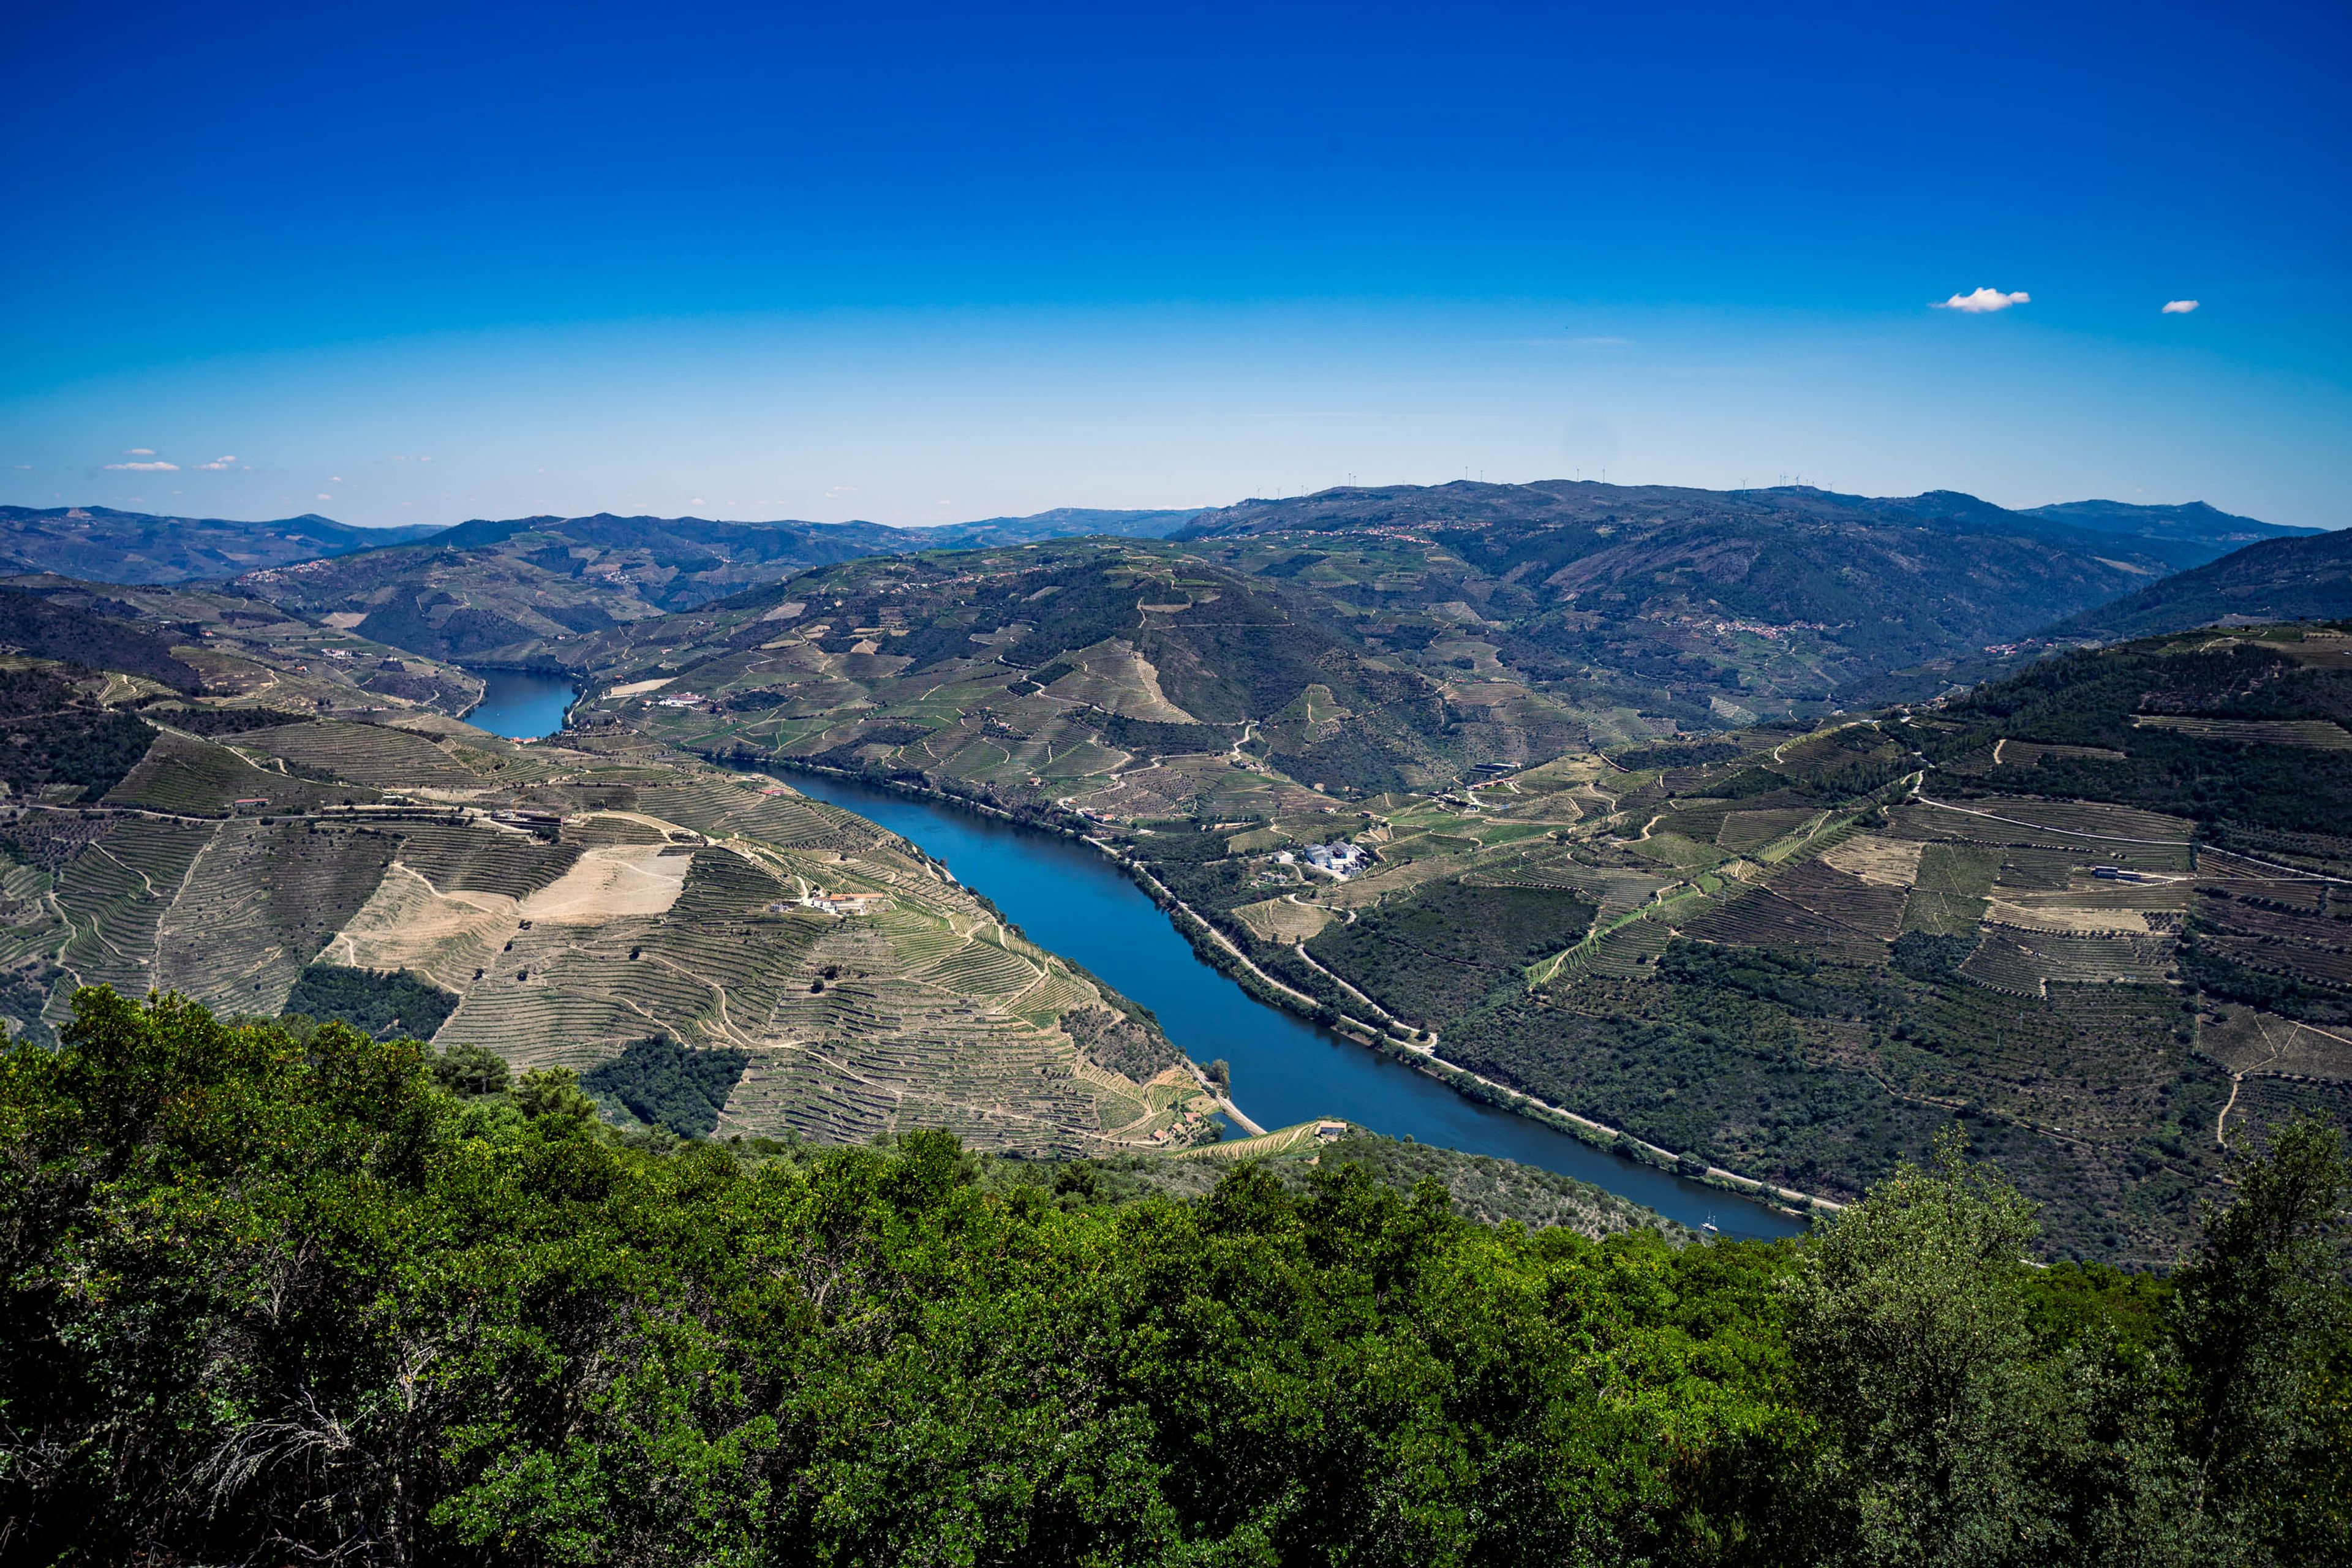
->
[1302,841,1367,878]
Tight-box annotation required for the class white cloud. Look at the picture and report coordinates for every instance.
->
[123,447,154,456]
[105,460,179,471]
[316,493,333,500]
[194,455,239,470]
[1932,287,2030,314]
[826,484,858,498]
[2162,299,2199,314]
[328,475,344,484]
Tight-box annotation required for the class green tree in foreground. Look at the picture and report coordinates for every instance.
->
[0,987,2343,1566]
[1784,1131,2060,1566]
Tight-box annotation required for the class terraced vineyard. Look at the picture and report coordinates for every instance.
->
[0,655,1218,1155]
[680,612,2349,1261]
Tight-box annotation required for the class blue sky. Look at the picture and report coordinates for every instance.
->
[3,1,2345,528]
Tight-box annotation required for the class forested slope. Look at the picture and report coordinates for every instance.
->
[1172,480,2301,718]
[1,989,2343,1566]
[2043,527,2352,643]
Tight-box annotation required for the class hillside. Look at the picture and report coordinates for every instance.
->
[233,513,924,662]
[2019,497,2316,549]
[2043,527,2352,643]
[0,572,488,715]
[0,635,1219,1155]
[233,508,1213,664]
[916,505,1206,545]
[0,504,437,583]
[563,539,1588,799]
[1174,481,2299,720]
[657,554,2352,1257]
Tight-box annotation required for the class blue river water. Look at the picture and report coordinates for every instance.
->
[785,770,1807,1240]
[462,668,579,740]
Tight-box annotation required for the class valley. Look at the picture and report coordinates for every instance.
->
[0,649,1226,1158]
[537,496,2350,1262]
[0,483,2346,1261]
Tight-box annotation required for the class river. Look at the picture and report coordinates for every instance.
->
[461,668,579,741]
[784,770,1807,1239]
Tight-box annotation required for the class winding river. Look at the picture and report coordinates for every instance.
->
[785,771,1807,1239]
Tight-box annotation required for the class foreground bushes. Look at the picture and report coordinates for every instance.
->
[1,988,2344,1566]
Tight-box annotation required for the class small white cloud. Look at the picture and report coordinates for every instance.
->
[105,461,179,471]
[194,455,239,470]
[316,493,333,500]
[689,498,706,507]
[328,475,344,483]
[826,485,858,498]
[123,447,154,456]
[1933,287,2030,314]
[2162,299,2199,314]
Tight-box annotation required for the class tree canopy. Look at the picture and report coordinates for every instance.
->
[1,987,2344,1566]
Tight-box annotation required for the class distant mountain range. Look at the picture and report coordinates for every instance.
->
[0,503,1200,596]
[2044,526,2352,642]
[1169,481,2332,720]
[918,507,1205,545]
[222,509,1208,663]
[6,488,2336,685]
[0,505,439,583]
[1180,481,2314,568]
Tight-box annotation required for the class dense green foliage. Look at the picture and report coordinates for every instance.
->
[2,990,2345,1566]
[284,962,461,1039]
[1612,740,1748,771]
[1936,638,2352,842]
[0,668,157,799]
[1306,880,1597,1030]
[581,1030,752,1139]
[141,702,312,735]
[0,586,202,689]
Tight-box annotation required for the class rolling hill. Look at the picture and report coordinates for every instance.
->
[560,539,1578,800]
[1173,481,2307,721]
[646,543,2350,1257]
[0,505,439,584]
[2043,526,2352,643]
[233,513,925,661]
[0,644,1221,1156]
[233,509,1215,664]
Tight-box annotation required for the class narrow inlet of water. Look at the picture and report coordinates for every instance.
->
[461,668,579,741]
[783,771,1807,1240]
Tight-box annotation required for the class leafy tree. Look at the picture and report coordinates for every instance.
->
[430,1040,510,1096]
[2165,1120,2351,1561]
[1783,1128,2062,1565]
[0,986,2341,1566]
[579,1032,749,1139]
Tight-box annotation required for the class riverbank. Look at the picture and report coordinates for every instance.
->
[763,759,1832,1225]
